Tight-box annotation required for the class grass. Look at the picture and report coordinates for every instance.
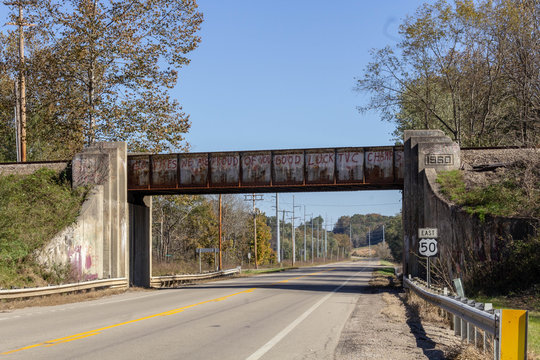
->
[0,168,86,288]
[436,170,535,220]
[374,267,395,277]
[380,259,396,267]
[472,294,540,358]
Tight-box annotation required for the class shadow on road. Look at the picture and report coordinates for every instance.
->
[401,292,447,360]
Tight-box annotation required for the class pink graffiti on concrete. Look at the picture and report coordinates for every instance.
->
[68,245,97,281]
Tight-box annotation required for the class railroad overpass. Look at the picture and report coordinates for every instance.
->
[0,130,460,286]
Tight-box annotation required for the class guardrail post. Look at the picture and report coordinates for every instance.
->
[467,300,476,344]
[454,314,461,336]
[461,317,467,341]
[494,309,501,360]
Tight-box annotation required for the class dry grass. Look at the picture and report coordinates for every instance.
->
[405,290,452,325]
[380,292,407,322]
[445,345,489,360]
[0,287,146,311]
[370,267,490,360]
[405,291,494,360]
[352,247,375,258]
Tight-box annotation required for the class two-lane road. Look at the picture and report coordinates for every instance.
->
[0,260,376,359]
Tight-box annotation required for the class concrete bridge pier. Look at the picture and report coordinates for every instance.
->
[72,142,151,286]
[402,130,460,278]
[72,142,129,280]
[128,194,152,287]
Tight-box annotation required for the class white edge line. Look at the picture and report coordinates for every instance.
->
[245,269,364,360]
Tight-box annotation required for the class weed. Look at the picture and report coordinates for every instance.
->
[436,170,534,220]
[0,168,86,288]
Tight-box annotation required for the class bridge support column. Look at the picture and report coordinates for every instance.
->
[128,194,152,287]
[72,142,128,280]
[403,130,460,278]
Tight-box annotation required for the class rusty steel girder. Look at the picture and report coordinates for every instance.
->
[127,146,404,194]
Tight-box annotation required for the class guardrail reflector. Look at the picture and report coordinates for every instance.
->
[500,309,528,360]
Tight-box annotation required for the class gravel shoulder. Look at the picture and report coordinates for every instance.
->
[334,269,465,360]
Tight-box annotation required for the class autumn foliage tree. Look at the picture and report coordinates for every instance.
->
[0,0,203,160]
[357,0,539,147]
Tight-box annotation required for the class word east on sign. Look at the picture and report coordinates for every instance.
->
[418,228,438,257]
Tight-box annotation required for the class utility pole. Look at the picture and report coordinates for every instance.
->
[218,194,222,270]
[281,209,292,262]
[324,214,328,261]
[368,227,371,256]
[303,206,306,262]
[317,218,320,258]
[272,194,281,264]
[244,194,263,269]
[291,195,301,266]
[13,82,20,162]
[6,1,34,162]
[310,216,314,263]
[382,225,385,244]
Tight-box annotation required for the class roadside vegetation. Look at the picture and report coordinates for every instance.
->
[434,165,540,358]
[437,166,540,220]
[0,169,86,288]
[473,294,540,358]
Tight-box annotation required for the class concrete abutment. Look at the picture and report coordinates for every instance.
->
[5,131,532,288]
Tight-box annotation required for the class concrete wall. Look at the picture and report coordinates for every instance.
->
[32,143,129,281]
[37,186,105,280]
[71,142,128,279]
[0,161,69,176]
[403,131,538,285]
[403,130,460,276]
[423,168,538,286]
[1,144,152,285]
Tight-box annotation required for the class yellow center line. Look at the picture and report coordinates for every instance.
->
[1,268,336,356]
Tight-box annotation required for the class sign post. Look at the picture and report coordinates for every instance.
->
[418,228,438,288]
[196,248,219,273]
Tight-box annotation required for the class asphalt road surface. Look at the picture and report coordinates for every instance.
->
[0,260,377,360]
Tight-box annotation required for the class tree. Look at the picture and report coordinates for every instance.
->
[249,212,275,265]
[0,0,203,159]
[357,0,539,147]
[152,195,217,265]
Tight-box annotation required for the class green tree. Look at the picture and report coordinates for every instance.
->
[0,0,203,159]
[357,0,539,147]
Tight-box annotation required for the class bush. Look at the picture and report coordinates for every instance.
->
[374,242,393,261]
[470,234,540,295]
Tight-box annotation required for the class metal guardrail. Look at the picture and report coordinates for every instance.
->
[0,278,128,300]
[150,267,241,288]
[404,277,497,334]
[404,276,529,359]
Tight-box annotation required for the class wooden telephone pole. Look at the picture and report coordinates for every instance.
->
[5,1,35,162]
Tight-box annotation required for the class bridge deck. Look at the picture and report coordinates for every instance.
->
[127,146,404,195]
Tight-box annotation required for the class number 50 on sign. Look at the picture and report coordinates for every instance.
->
[419,238,438,257]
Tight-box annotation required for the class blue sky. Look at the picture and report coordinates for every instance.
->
[1,1,428,227]
[174,0,427,226]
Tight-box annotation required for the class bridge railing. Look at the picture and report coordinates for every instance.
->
[404,276,528,360]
